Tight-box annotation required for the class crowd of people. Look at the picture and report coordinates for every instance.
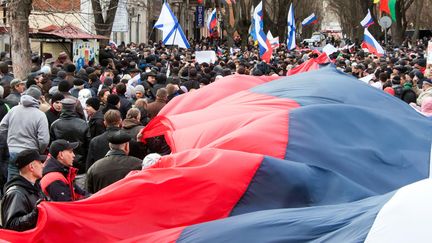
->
[0,34,431,231]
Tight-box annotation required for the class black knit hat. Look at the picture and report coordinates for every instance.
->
[51,92,65,103]
[107,94,120,106]
[86,97,100,110]
[64,63,76,73]
[58,80,71,92]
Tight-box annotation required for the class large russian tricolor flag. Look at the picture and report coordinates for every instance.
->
[1,67,431,242]
[361,28,385,56]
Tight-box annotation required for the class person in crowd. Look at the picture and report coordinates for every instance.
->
[25,71,44,91]
[1,150,47,231]
[417,79,432,106]
[57,80,85,119]
[116,83,132,119]
[85,97,105,138]
[5,78,26,107]
[50,98,90,173]
[0,62,14,98]
[70,78,86,98]
[86,110,122,170]
[122,108,147,159]
[40,139,89,201]
[146,88,168,119]
[132,85,145,105]
[86,130,141,193]
[133,98,150,126]
[98,88,110,111]
[0,86,49,181]
[45,92,65,127]
[52,70,66,87]
[102,94,121,114]
[142,71,157,102]
[0,85,11,121]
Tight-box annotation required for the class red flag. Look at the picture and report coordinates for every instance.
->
[379,0,390,14]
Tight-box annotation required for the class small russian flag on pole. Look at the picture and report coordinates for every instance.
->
[360,9,375,28]
[301,13,318,27]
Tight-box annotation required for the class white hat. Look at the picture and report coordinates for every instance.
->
[142,153,162,169]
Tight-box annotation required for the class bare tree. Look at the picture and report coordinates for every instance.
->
[390,0,415,44]
[91,0,119,44]
[8,0,32,80]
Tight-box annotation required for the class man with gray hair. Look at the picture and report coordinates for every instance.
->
[0,85,49,181]
[86,130,141,193]
[5,78,26,107]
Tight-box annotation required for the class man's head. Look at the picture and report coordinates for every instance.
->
[50,92,65,112]
[134,85,145,99]
[126,108,141,122]
[423,79,432,91]
[156,88,168,102]
[10,78,26,94]
[61,98,76,113]
[15,149,46,180]
[85,97,100,117]
[116,83,127,95]
[104,109,122,128]
[58,80,71,93]
[27,71,44,87]
[49,139,78,167]
[0,62,8,74]
[24,85,42,100]
[146,71,157,84]
[107,130,132,155]
[73,78,85,89]
[107,94,121,109]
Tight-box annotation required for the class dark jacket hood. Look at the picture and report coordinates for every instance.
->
[3,175,38,194]
[43,156,70,177]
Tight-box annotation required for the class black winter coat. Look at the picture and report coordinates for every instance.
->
[122,119,147,160]
[86,150,141,193]
[1,176,46,231]
[50,110,90,174]
[88,110,105,139]
[45,108,61,128]
[86,126,120,170]
[118,94,132,119]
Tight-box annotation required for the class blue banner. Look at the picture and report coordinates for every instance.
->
[196,5,204,27]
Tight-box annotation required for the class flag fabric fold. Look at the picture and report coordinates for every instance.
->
[154,2,190,49]
[2,67,432,241]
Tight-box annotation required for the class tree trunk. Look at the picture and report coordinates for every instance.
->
[8,0,32,80]
[91,0,119,45]
[412,0,424,40]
